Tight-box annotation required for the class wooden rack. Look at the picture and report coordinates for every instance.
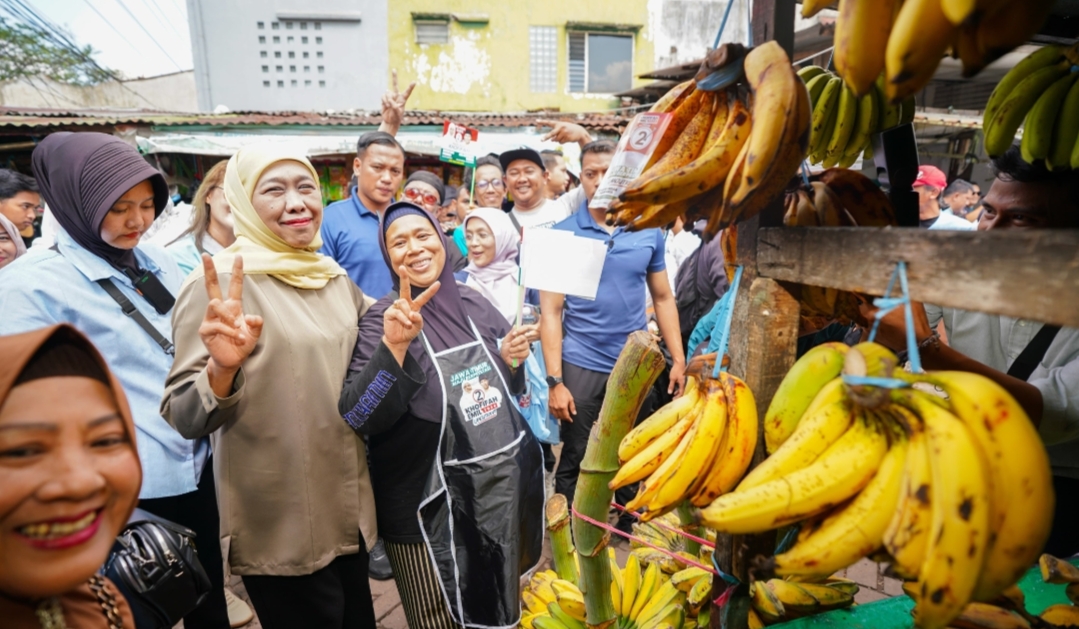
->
[710,1,1079,624]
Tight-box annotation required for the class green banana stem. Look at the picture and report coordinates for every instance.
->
[676,502,702,557]
[546,494,579,586]
[571,330,666,628]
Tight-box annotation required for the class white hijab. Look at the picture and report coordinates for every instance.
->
[461,208,522,322]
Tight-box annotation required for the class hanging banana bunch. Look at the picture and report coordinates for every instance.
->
[697,342,1055,629]
[982,43,1079,165]
[804,0,1061,102]
[610,41,809,237]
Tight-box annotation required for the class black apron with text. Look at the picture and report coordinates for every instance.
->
[418,320,544,628]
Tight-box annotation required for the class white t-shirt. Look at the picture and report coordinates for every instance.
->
[511,198,572,231]
[926,211,977,231]
[664,229,702,297]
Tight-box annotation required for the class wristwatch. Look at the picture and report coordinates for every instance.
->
[546,375,564,388]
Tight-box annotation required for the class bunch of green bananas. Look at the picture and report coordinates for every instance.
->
[982,44,1079,166]
[611,41,810,238]
[610,371,758,520]
[698,341,1056,629]
[629,514,716,575]
[746,578,857,627]
[803,0,1058,103]
[799,65,913,167]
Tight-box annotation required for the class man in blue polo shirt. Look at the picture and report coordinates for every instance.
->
[319,132,406,298]
[539,140,687,518]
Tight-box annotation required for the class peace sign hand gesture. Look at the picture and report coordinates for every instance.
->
[379,70,416,135]
[198,254,263,373]
[383,268,440,356]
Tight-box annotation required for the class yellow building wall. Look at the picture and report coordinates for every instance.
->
[388,1,654,113]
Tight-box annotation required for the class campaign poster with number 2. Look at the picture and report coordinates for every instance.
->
[440,121,479,166]
[589,112,673,210]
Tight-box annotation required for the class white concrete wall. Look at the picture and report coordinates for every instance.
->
[186,0,388,112]
[647,0,751,70]
[0,72,198,111]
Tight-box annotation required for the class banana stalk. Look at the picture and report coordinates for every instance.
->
[547,494,579,586]
[675,503,702,557]
[571,331,666,628]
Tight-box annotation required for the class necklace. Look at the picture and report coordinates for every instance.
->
[34,598,68,629]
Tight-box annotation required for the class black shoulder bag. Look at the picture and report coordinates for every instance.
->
[1007,324,1061,381]
[51,245,175,355]
[102,509,212,629]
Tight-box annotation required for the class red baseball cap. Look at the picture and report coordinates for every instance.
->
[912,165,947,191]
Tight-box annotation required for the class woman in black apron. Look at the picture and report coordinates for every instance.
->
[339,202,544,629]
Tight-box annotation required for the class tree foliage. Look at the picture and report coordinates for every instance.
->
[0,16,116,85]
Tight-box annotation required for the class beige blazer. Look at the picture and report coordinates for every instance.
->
[162,273,376,576]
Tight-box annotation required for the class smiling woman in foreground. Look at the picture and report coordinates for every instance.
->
[0,324,142,628]
[338,201,543,629]
[162,146,378,629]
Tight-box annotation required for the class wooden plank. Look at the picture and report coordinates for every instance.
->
[752,0,796,55]
[757,227,1079,328]
[711,4,800,625]
[725,277,800,580]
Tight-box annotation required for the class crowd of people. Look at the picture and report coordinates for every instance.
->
[0,91,1076,629]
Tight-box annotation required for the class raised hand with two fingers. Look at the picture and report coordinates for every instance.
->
[382,267,440,362]
[198,254,264,395]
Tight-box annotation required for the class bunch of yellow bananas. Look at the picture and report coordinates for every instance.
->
[800,66,913,167]
[981,44,1079,165]
[611,552,711,629]
[521,570,589,629]
[804,0,1058,103]
[1037,554,1079,628]
[782,168,897,327]
[698,341,1055,629]
[610,371,758,521]
[746,578,857,627]
[610,41,809,238]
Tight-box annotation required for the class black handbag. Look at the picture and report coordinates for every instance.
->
[102,508,212,629]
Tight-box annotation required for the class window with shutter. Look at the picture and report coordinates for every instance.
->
[568,32,632,94]
[568,32,586,93]
[415,20,449,45]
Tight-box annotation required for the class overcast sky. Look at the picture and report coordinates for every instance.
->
[13,0,193,79]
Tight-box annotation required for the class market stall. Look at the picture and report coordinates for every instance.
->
[523,0,1079,628]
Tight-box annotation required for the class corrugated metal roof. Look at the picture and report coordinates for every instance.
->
[0,106,631,133]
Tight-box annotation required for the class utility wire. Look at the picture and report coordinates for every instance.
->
[2,0,166,109]
[109,0,185,71]
[138,0,185,41]
[78,0,146,59]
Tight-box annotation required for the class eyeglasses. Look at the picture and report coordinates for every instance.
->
[404,187,439,206]
[476,179,504,190]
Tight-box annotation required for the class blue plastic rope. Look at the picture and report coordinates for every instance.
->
[775,526,800,555]
[712,553,742,586]
[746,0,754,47]
[845,261,922,389]
[843,374,910,389]
[713,0,738,48]
[706,265,744,378]
[800,160,812,186]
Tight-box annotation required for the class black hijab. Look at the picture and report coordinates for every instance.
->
[31,132,169,274]
[352,202,512,423]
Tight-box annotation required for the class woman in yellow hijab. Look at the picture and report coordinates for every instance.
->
[163,147,379,629]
